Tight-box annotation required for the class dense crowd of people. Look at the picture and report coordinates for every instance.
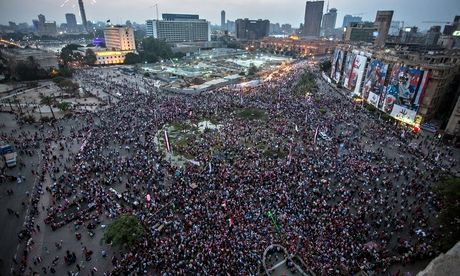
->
[3,60,458,275]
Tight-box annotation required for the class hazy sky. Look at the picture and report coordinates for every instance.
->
[1,0,459,29]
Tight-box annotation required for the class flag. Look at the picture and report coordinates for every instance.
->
[208,161,212,174]
[314,126,319,144]
[163,130,171,152]
[106,19,111,23]
[288,143,292,163]
[295,124,299,132]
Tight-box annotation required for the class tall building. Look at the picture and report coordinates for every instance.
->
[146,14,210,43]
[65,13,77,32]
[78,0,88,32]
[304,1,324,38]
[235,18,270,40]
[342,15,362,28]
[221,10,226,30]
[344,22,377,43]
[425,26,441,46]
[38,14,45,25]
[104,25,136,51]
[322,8,337,37]
[36,14,57,37]
[374,10,393,47]
[389,21,403,36]
[227,20,236,33]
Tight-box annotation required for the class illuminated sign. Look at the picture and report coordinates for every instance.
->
[453,30,460,37]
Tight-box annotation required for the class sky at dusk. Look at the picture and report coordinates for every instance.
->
[1,0,459,30]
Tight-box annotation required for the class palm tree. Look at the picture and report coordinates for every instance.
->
[57,102,71,113]
[40,96,56,119]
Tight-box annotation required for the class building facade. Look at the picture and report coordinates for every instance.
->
[374,10,393,47]
[344,22,376,43]
[322,8,337,37]
[65,13,78,33]
[221,10,226,30]
[235,19,269,40]
[104,25,136,51]
[146,15,210,43]
[260,37,336,56]
[304,1,324,38]
[330,44,460,129]
[342,15,362,28]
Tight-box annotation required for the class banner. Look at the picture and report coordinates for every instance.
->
[343,54,367,96]
[362,59,388,107]
[331,49,344,83]
[381,64,429,124]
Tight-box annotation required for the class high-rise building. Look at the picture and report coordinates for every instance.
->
[36,14,57,37]
[304,1,324,38]
[235,18,270,40]
[78,0,88,32]
[227,20,236,33]
[374,10,393,47]
[65,13,77,32]
[344,22,376,43]
[281,24,292,34]
[221,10,226,30]
[322,8,337,37]
[104,25,136,51]
[389,21,403,36]
[38,14,45,25]
[342,15,362,28]
[425,26,441,46]
[146,14,210,43]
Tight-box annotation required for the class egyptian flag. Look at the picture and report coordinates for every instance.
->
[163,130,171,152]
[313,126,319,144]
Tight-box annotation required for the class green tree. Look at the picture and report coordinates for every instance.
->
[319,60,332,74]
[247,64,258,76]
[57,102,72,113]
[84,49,97,65]
[40,96,56,119]
[104,214,144,248]
[58,66,74,77]
[59,44,83,65]
[433,177,460,251]
[124,53,141,65]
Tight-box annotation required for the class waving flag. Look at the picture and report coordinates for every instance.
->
[163,130,171,152]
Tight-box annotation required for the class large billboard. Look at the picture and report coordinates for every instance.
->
[342,52,355,90]
[331,49,345,83]
[362,59,389,107]
[343,54,367,96]
[380,64,429,124]
[330,48,339,80]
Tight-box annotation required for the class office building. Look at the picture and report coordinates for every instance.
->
[374,10,393,47]
[227,20,236,33]
[78,0,88,32]
[342,15,362,28]
[389,21,403,36]
[344,22,376,43]
[36,14,57,37]
[65,13,78,32]
[162,14,199,21]
[304,1,324,38]
[425,26,441,46]
[322,8,337,37]
[104,25,136,51]
[221,10,226,30]
[235,18,270,40]
[38,14,45,25]
[281,24,292,34]
[146,14,210,43]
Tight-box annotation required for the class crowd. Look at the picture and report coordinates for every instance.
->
[3,59,458,275]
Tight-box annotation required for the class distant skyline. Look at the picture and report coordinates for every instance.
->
[1,0,459,30]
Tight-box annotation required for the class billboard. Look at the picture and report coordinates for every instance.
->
[330,48,339,80]
[362,59,389,107]
[343,54,367,96]
[380,64,429,124]
[342,52,355,89]
[331,49,345,83]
